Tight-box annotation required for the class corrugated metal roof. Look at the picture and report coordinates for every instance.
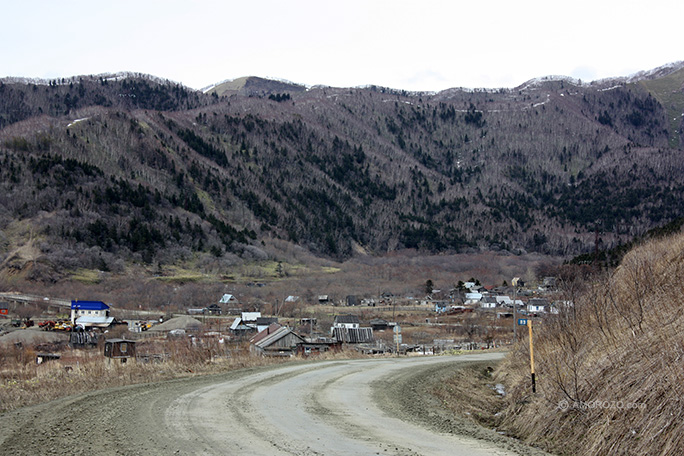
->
[250,323,282,344]
[332,327,374,343]
[219,294,235,303]
[252,326,305,349]
[71,300,110,310]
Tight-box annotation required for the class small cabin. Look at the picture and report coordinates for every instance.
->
[104,338,136,364]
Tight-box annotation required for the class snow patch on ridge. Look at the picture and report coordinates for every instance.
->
[67,117,89,127]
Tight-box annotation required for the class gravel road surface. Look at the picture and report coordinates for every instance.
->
[0,352,548,456]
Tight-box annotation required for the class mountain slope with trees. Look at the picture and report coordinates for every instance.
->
[1,64,683,280]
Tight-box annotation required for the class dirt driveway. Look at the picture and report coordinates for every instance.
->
[0,352,548,455]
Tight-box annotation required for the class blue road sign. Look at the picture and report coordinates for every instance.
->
[518,318,528,326]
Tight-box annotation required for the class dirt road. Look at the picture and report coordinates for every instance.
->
[0,352,548,455]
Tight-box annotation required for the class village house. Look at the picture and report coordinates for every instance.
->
[330,315,373,343]
[463,281,476,290]
[345,295,358,306]
[219,293,237,304]
[297,336,342,356]
[527,298,550,314]
[204,304,222,315]
[230,312,262,334]
[250,323,305,357]
[217,293,241,314]
[464,292,483,305]
[495,295,513,306]
[70,300,114,328]
[370,318,390,331]
[512,277,525,287]
[480,297,498,309]
[549,300,574,314]
[333,315,360,329]
[256,316,278,332]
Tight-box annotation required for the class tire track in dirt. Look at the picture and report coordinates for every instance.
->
[0,353,549,455]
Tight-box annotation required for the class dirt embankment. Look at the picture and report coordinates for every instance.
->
[496,231,684,455]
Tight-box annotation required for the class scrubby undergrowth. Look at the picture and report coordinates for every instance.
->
[0,341,365,413]
[497,230,684,455]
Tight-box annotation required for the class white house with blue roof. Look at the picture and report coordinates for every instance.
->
[70,300,111,325]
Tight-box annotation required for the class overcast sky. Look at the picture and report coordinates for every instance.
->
[3,0,682,92]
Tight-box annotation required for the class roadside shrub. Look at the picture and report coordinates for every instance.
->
[497,230,684,455]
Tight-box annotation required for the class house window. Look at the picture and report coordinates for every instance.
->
[121,343,127,353]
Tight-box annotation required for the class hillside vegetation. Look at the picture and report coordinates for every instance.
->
[1,65,684,281]
[497,229,684,455]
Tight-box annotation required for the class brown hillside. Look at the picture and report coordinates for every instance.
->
[497,229,684,455]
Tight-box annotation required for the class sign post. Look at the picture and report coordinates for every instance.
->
[528,319,536,393]
[517,318,535,393]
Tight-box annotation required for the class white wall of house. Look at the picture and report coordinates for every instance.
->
[334,322,359,329]
[70,308,109,323]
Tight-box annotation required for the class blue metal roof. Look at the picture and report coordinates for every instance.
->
[71,300,110,310]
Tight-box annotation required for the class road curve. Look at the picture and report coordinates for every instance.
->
[0,352,539,456]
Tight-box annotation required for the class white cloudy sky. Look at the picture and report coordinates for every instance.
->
[2,0,682,92]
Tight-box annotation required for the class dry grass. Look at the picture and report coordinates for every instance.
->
[430,363,505,428]
[0,337,365,413]
[496,230,684,455]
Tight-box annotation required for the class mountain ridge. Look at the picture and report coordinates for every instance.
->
[1,62,683,282]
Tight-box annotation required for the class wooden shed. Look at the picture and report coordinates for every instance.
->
[104,338,136,364]
[250,324,305,357]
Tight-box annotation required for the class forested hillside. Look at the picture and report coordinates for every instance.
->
[1,65,683,280]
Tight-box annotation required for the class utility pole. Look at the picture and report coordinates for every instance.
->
[513,285,518,342]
